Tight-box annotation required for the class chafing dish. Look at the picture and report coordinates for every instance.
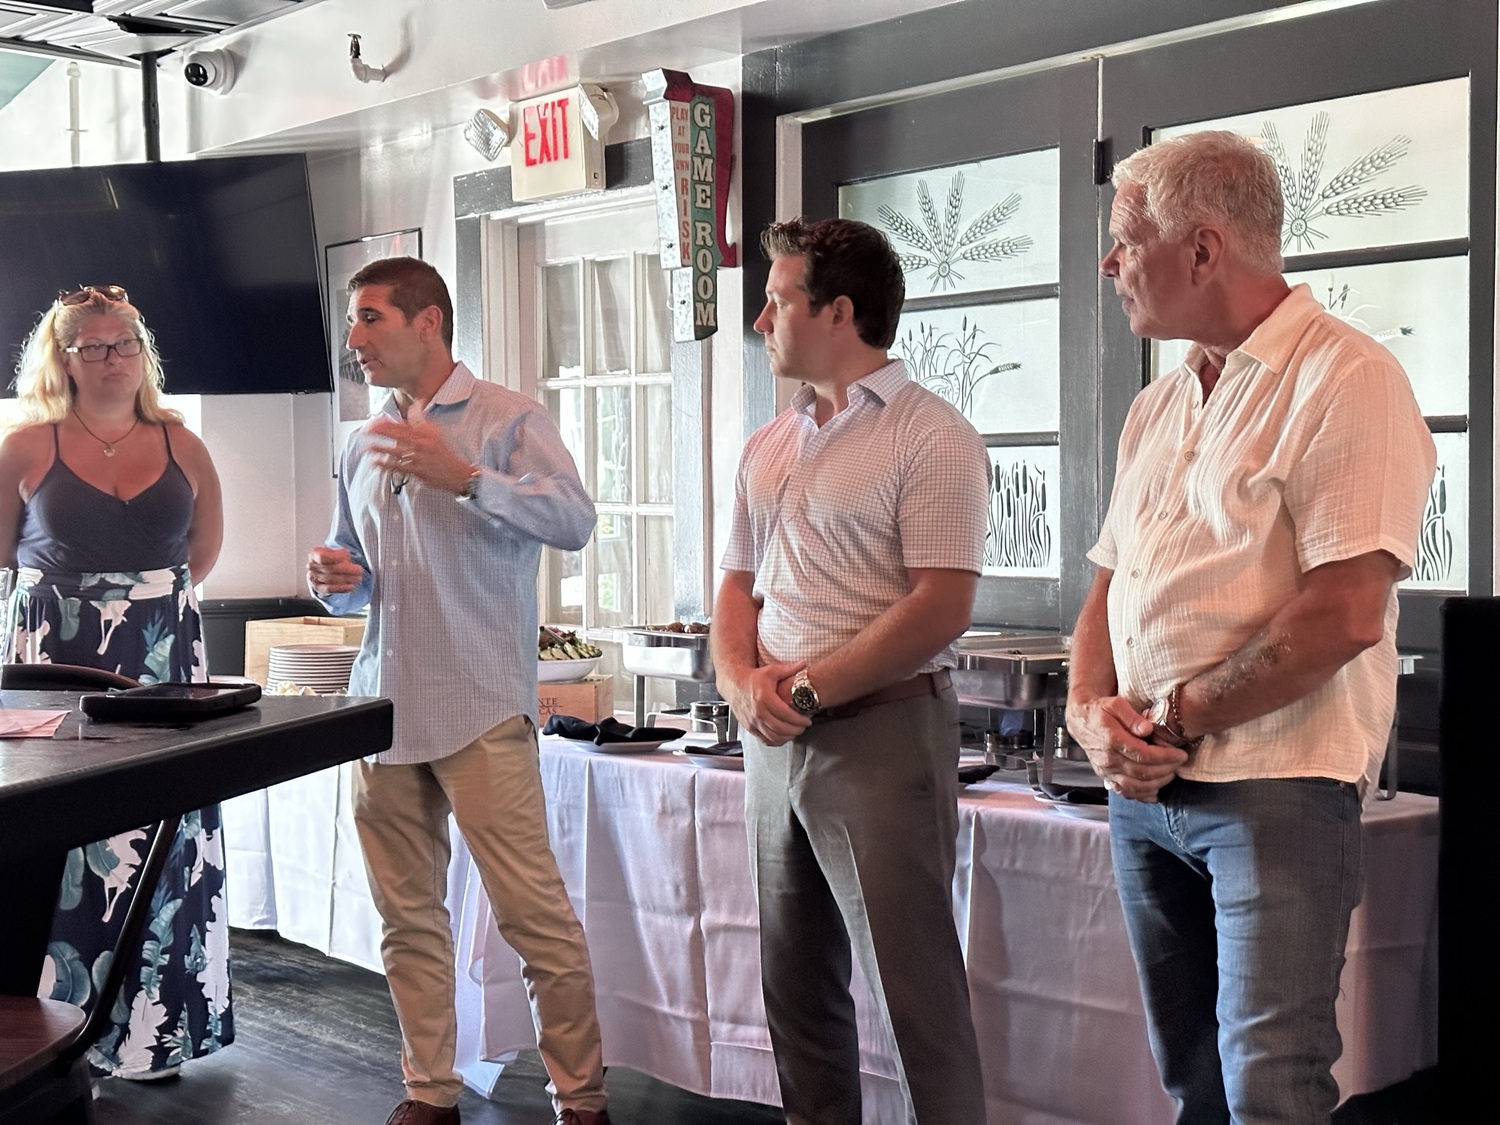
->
[615,627,715,683]
[609,626,717,728]
[952,633,1070,710]
[951,632,1074,774]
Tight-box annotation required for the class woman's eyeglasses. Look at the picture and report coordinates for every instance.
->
[58,285,129,306]
[63,338,144,363]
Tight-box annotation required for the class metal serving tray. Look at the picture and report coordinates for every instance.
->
[615,627,716,683]
[951,633,1071,709]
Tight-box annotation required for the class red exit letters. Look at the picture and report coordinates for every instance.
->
[522,96,572,167]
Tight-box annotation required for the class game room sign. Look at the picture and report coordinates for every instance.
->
[644,69,737,341]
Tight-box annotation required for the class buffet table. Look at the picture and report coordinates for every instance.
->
[226,739,1438,1124]
[469,743,1438,1123]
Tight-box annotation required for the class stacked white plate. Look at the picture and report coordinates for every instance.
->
[267,643,359,694]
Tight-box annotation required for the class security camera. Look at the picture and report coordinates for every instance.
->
[183,50,236,94]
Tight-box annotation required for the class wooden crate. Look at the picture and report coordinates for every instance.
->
[244,616,367,688]
[538,675,613,724]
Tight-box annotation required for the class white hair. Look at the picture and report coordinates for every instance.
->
[1112,130,1284,274]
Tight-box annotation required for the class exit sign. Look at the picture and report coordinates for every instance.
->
[511,87,606,202]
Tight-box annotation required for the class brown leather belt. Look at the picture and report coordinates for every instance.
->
[811,669,952,723]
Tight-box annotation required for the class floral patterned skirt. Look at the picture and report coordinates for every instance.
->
[6,565,234,1076]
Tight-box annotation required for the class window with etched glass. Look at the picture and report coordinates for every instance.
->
[1151,77,1470,592]
[538,252,675,647]
[840,148,1062,577]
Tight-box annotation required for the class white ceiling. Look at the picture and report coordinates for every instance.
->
[182,0,973,155]
[0,0,323,63]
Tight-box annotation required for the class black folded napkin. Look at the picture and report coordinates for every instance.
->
[693,739,742,756]
[1034,781,1109,805]
[957,762,999,785]
[543,715,680,745]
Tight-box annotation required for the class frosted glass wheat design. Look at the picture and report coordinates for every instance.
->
[986,461,1052,570]
[1262,112,1427,253]
[878,171,1034,292]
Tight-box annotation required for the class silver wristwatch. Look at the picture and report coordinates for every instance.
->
[790,669,821,715]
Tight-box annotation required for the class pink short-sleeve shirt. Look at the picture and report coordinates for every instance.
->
[722,359,991,671]
[1091,285,1436,788]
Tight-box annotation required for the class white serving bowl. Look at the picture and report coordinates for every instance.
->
[538,657,600,683]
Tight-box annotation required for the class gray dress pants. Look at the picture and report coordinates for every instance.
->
[744,684,986,1125]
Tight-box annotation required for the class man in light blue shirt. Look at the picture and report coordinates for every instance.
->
[307,256,609,1125]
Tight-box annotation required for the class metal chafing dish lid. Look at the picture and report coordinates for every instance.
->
[609,626,713,649]
[954,632,1071,675]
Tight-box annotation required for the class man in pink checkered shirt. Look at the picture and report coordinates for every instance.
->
[713,217,991,1125]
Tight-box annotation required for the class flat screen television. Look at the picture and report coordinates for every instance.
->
[0,153,330,397]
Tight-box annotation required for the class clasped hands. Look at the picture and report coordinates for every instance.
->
[1065,694,1190,803]
[720,660,810,747]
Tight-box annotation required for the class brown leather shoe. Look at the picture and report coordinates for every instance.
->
[554,1110,610,1125]
[384,1100,460,1125]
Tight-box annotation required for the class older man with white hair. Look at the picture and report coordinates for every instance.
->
[1066,131,1435,1124]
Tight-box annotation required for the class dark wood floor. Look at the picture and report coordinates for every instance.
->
[91,929,783,1125]
[90,929,1434,1125]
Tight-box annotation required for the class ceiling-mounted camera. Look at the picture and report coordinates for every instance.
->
[183,50,236,94]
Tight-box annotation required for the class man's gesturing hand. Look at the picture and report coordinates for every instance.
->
[369,415,476,496]
[308,545,364,597]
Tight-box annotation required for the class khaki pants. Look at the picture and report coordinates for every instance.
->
[352,713,606,1113]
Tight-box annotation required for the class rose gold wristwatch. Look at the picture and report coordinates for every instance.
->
[1147,684,1204,750]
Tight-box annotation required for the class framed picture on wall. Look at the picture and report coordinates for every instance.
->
[324,228,422,423]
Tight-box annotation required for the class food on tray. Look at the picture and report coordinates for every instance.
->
[539,627,603,661]
[647,621,710,634]
[270,682,344,696]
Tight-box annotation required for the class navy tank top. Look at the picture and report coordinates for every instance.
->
[15,425,195,573]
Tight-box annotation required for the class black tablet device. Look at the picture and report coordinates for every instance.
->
[79,682,263,722]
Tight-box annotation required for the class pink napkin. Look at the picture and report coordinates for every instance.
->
[0,709,70,738]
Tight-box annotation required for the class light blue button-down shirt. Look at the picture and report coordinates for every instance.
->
[317,362,596,764]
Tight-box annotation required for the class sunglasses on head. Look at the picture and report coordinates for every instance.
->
[58,285,129,306]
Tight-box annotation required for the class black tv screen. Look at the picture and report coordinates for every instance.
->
[0,153,330,396]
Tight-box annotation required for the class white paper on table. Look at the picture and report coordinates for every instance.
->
[0,709,69,737]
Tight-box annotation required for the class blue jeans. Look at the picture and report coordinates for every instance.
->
[1109,777,1363,1125]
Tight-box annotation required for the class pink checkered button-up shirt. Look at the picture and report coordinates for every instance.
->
[721,359,991,671]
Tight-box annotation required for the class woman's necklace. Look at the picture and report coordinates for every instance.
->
[73,410,140,457]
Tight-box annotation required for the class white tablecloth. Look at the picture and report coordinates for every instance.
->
[225,741,1439,1124]
[464,743,1439,1123]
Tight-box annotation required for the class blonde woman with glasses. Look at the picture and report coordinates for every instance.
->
[0,285,231,1080]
